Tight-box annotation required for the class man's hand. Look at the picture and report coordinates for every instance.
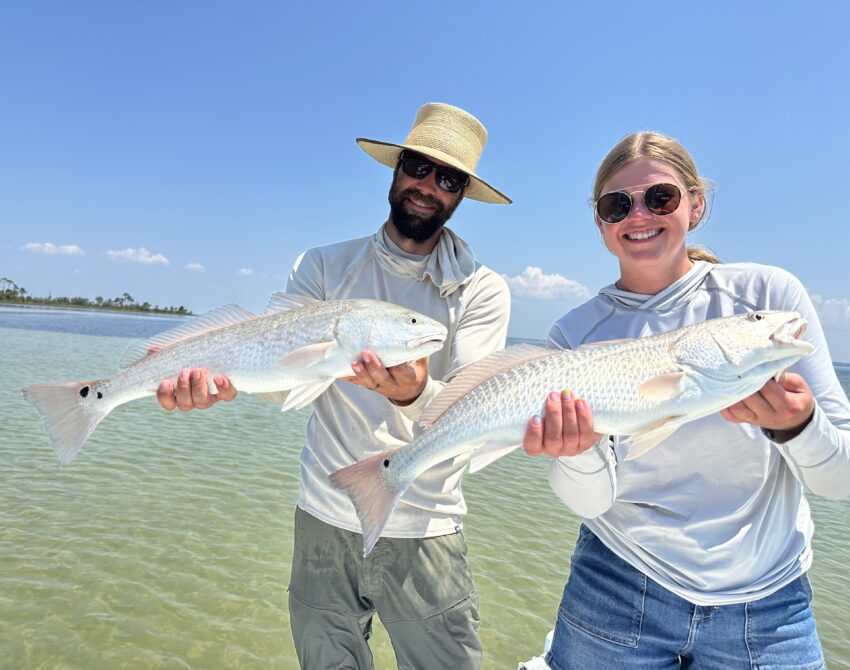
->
[523,389,601,457]
[341,350,429,406]
[720,372,815,442]
[156,368,237,411]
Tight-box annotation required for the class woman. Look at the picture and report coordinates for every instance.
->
[523,132,850,669]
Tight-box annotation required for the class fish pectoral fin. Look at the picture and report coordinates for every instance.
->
[468,442,521,474]
[623,417,685,460]
[280,379,335,411]
[277,341,338,369]
[636,370,687,402]
[255,391,290,404]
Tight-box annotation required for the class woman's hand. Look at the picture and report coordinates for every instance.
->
[523,389,602,457]
[720,372,815,442]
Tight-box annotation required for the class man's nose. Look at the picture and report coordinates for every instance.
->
[415,170,441,195]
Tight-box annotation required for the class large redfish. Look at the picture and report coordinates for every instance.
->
[330,311,813,555]
[23,294,447,465]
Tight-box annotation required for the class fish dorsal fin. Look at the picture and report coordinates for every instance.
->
[119,304,257,368]
[577,337,631,349]
[264,292,321,314]
[419,344,561,428]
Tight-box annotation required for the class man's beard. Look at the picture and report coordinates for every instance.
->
[388,179,461,243]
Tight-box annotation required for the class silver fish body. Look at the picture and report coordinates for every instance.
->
[23,294,447,465]
[330,310,814,555]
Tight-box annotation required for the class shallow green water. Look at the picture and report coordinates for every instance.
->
[2,325,848,668]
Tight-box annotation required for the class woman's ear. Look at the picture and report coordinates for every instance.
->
[690,194,706,224]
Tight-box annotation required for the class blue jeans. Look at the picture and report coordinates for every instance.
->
[546,525,825,670]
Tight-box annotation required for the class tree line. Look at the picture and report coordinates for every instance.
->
[0,277,191,315]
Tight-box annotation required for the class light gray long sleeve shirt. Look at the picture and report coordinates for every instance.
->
[286,224,510,538]
[547,261,850,605]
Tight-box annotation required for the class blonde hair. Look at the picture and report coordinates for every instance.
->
[594,131,720,264]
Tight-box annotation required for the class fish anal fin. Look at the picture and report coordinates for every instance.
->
[280,379,335,411]
[278,341,337,369]
[623,417,684,460]
[637,370,687,402]
[468,442,521,474]
[254,391,290,405]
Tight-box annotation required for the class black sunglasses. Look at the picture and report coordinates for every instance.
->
[398,151,469,194]
[596,183,683,224]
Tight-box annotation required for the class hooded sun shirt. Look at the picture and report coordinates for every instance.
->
[285,224,510,539]
[547,260,850,606]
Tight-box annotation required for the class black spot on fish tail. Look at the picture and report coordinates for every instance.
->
[97,391,103,399]
[383,459,390,468]
[80,386,89,398]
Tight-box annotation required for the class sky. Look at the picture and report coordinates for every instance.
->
[2,2,850,359]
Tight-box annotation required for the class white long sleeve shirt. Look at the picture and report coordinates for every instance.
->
[286,224,510,538]
[547,261,850,605]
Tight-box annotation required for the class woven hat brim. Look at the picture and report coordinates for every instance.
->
[356,138,512,205]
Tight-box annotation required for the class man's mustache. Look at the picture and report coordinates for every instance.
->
[400,188,442,210]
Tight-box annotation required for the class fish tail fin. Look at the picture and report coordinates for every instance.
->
[22,381,112,465]
[329,451,409,556]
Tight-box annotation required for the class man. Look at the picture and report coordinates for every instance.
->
[157,102,511,669]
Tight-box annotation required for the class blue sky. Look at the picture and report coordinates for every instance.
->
[2,2,850,359]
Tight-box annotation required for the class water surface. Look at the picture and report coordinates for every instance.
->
[2,308,848,668]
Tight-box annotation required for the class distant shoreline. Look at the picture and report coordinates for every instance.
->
[0,302,189,318]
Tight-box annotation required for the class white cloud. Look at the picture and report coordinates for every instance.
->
[106,247,170,265]
[237,268,254,276]
[503,266,592,301]
[811,295,850,330]
[22,242,85,256]
[185,262,205,272]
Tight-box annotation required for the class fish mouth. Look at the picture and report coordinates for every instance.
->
[407,334,447,350]
[771,317,812,350]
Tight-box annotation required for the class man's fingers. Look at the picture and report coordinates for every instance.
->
[190,369,218,409]
[156,380,177,411]
[213,375,237,401]
[721,401,757,423]
[350,359,380,389]
[175,369,195,411]
[523,415,544,456]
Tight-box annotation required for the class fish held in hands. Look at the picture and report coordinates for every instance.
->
[330,310,813,555]
[22,294,447,465]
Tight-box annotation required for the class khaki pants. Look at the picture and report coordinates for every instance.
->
[288,507,483,670]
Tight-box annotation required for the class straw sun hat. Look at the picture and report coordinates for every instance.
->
[356,102,511,204]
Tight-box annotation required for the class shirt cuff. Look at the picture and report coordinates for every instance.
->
[772,405,838,468]
[391,376,443,422]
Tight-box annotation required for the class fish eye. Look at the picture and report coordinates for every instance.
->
[750,313,764,321]
[408,316,418,325]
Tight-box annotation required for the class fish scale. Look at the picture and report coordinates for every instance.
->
[330,310,815,556]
